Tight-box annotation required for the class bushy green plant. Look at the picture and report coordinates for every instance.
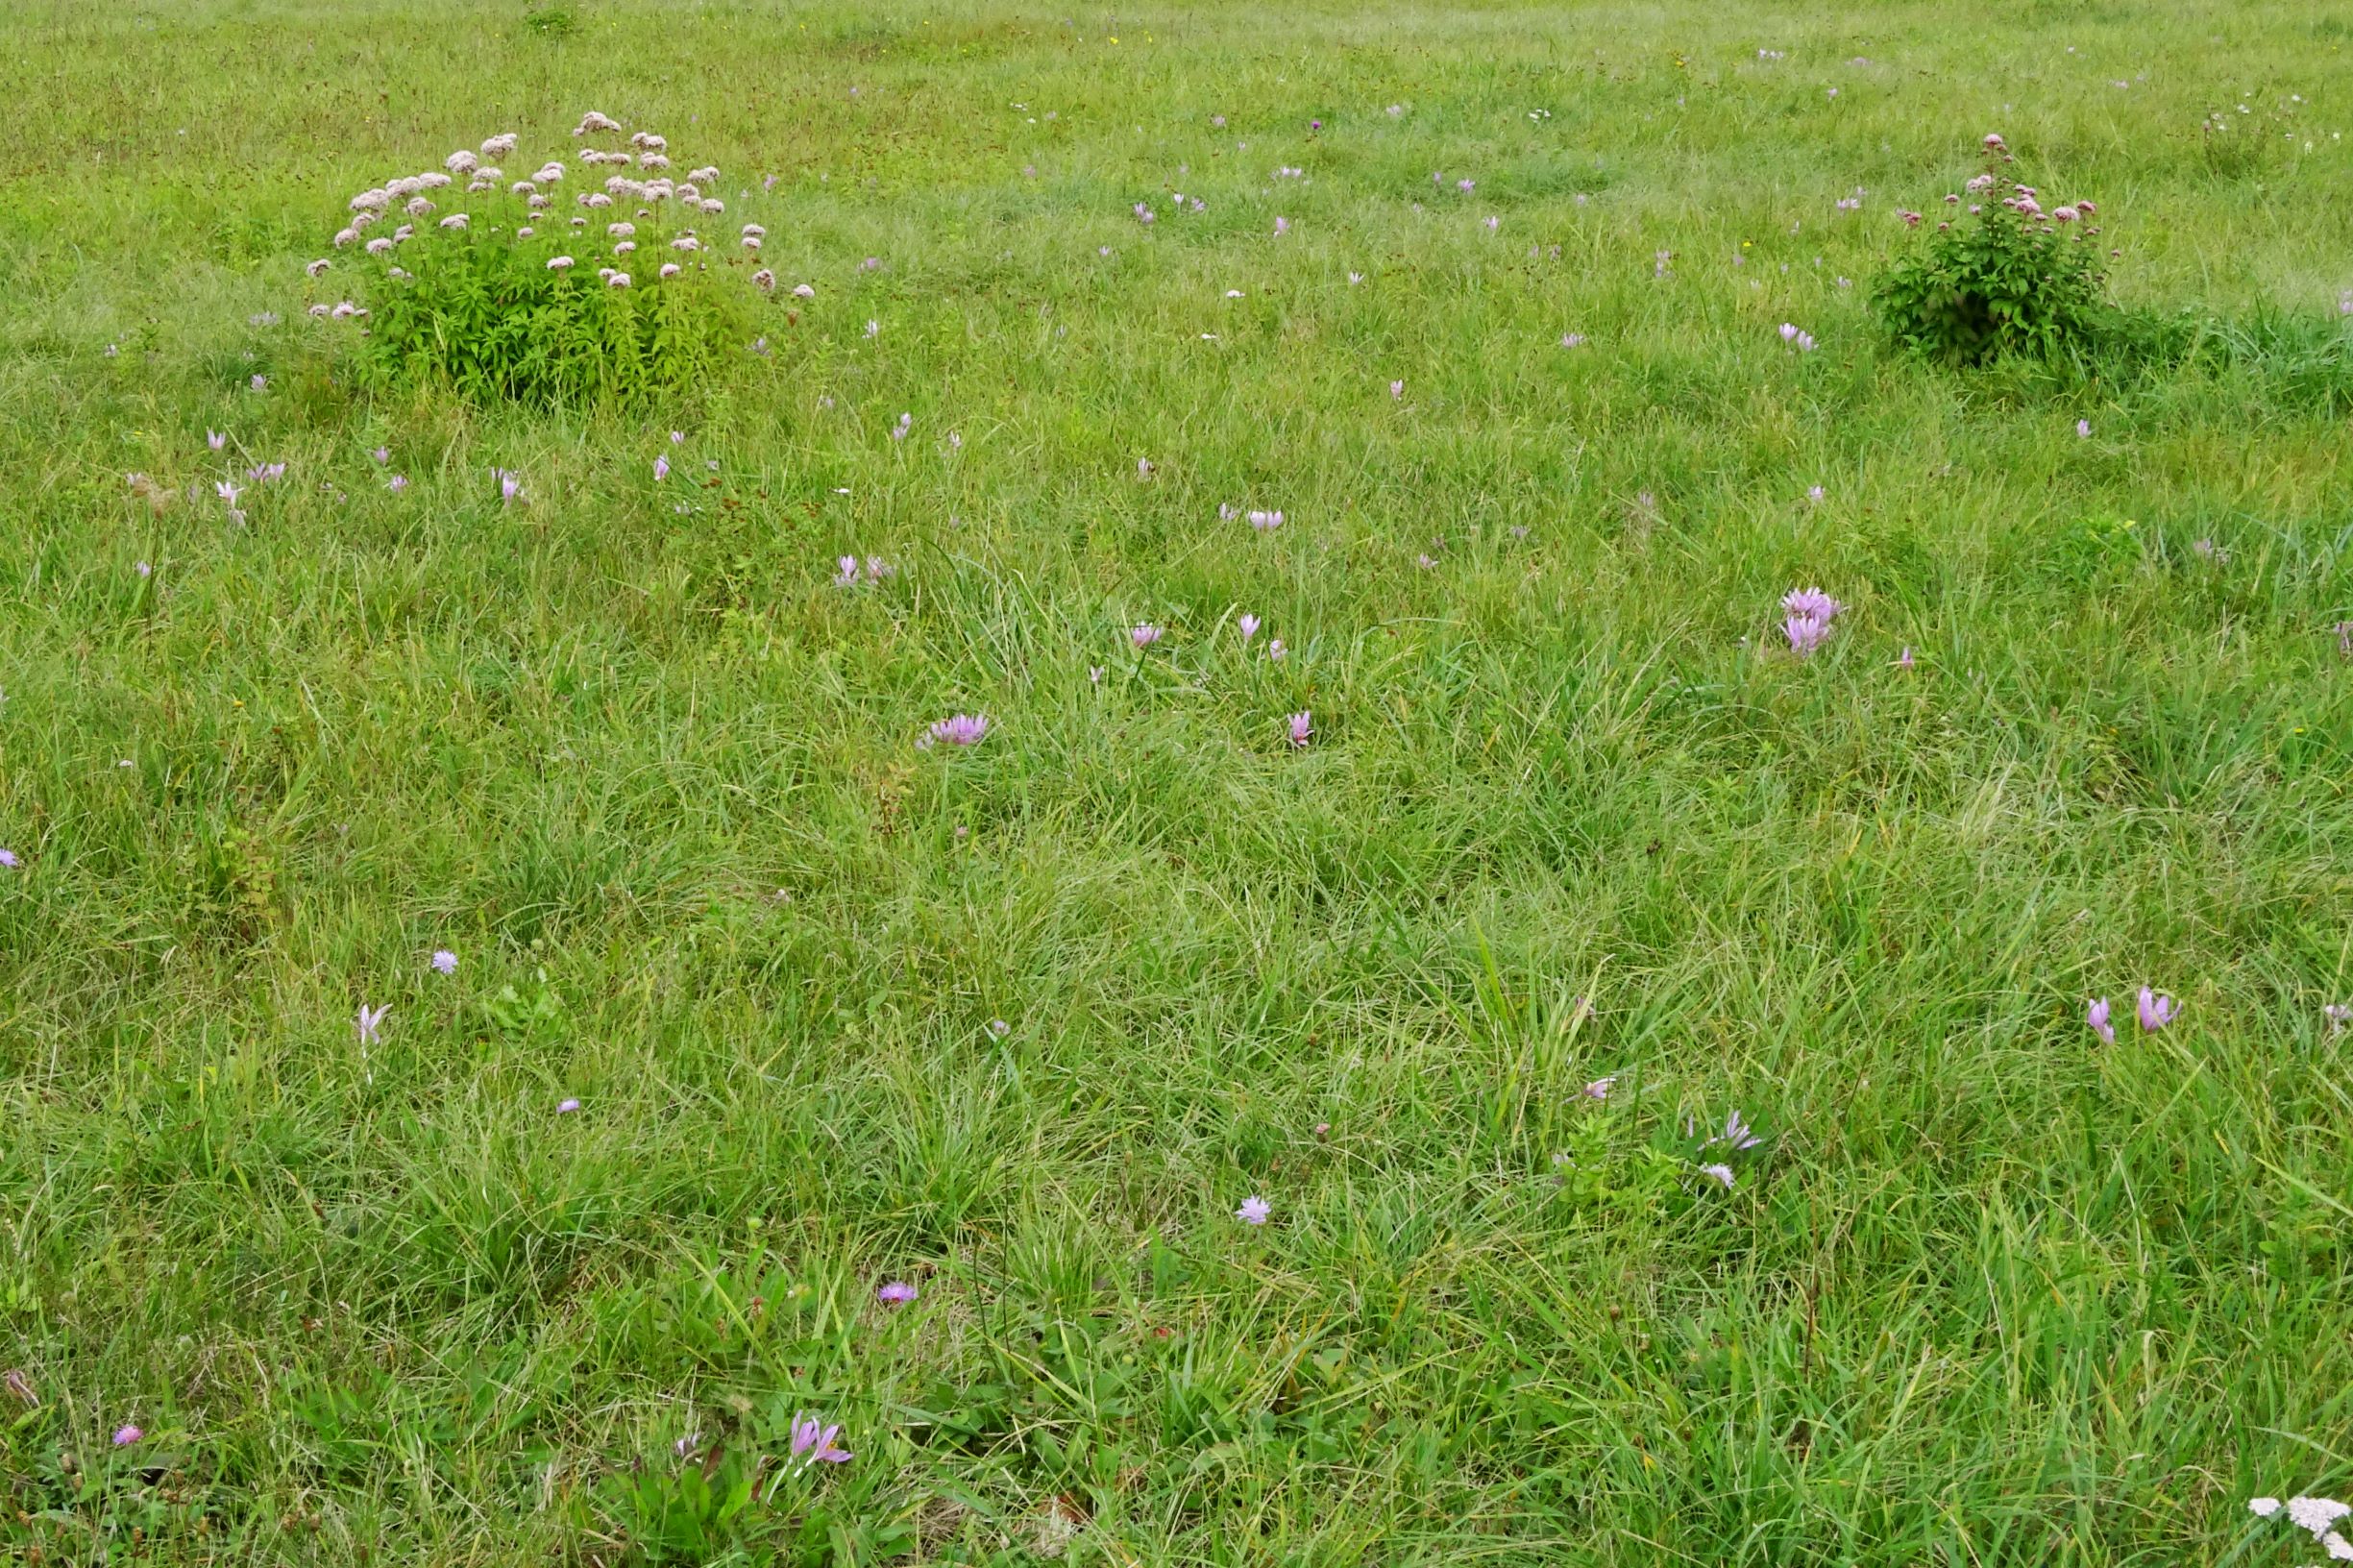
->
[1874,133,2115,366]
[306,112,778,404]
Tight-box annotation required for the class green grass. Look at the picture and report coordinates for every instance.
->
[3,0,2352,1562]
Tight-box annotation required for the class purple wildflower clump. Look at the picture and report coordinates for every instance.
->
[1130,624,1164,649]
[1236,1195,1271,1225]
[1780,585,1845,657]
[923,714,990,748]
[2136,987,2175,1032]
[2087,997,2116,1045]
[876,1280,919,1306]
[1287,710,1312,747]
[788,1413,852,1467]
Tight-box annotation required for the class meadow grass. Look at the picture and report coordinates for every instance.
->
[2,0,2352,1562]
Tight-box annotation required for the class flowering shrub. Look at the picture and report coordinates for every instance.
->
[308,113,775,404]
[1874,133,2115,366]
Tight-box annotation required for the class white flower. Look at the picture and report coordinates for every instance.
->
[659,262,681,279]
[419,171,451,189]
[350,187,389,212]
[583,192,613,208]
[439,213,468,230]
[511,181,536,196]
[1699,1164,1735,1189]
[534,163,566,184]
[700,198,723,214]
[548,255,574,270]
[741,234,761,250]
[365,236,394,255]
[607,221,635,237]
[751,268,775,291]
[741,223,767,239]
[671,234,699,251]
[570,111,619,137]
[332,227,357,247]
[639,152,671,170]
[607,271,630,287]
[445,150,478,174]
[306,258,331,276]
[690,165,720,184]
[2291,1500,2353,1537]
[630,131,667,151]
[792,282,815,299]
[481,132,520,158]
[2252,1500,2284,1518]
[613,240,635,256]
[307,302,330,317]
[405,196,434,216]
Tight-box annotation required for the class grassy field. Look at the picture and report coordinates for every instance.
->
[4,0,2353,1561]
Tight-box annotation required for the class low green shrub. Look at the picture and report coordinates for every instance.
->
[306,112,779,405]
[1874,133,2116,366]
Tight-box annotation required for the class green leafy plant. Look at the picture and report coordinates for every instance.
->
[309,113,777,405]
[1874,133,2116,366]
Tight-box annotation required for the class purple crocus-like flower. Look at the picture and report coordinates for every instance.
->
[834,555,861,587]
[387,475,408,493]
[1783,586,1843,621]
[2087,997,2115,1045]
[207,429,226,451]
[370,447,389,464]
[925,714,990,747]
[1273,215,1290,236]
[1131,624,1163,649]
[1896,646,1913,670]
[1583,1077,1614,1100]
[496,470,524,504]
[250,375,267,392]
[654,454,670,480]
[2076,419,2092,438]
[1698,1164,1735,1190]
[355,1004,387,1045]
[2324,1002,2350,1035]
[1089,666,1104,684]
[1247,509,1284,530]
[788,1414,852,1467]
[112,1425,142,1446]
[556,1098,581,1114]
[215,480,243,507]
[1806,485,1825,503]
[1287,710,1312,747]
[1236,1195,1271,1225]
[876,1281,919,1306]
[1716,1112,1762,1151]
[1785,614,1833,656]
[1267,638,1286,661]
[248,462,285,483]
[0,849,17,870]
[1238,614,1260,643]
[2136,988,2175,1032]
[430,949,457,975]
[1389,380,1404,399]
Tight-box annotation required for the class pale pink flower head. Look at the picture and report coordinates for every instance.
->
[925,714,990,747]
[431,949,457,975]
[1267,638,1286,661]
[1698,1163,1735,1189]
[834,554,860,587]
[556,1098,581,1114]
[1389,380,1404,400]
[1583,1077,1614,1100]
[1287,710,1312,747]
[2136,988,2174,1032]
[112,1425,142,1446]
[653,455,670,481]
[1782,586,1843,622]
[1130,624,1163,649]
[1236,1195,1271,1225]
[1238,613,1260,643]
[2087,997,2115,1045]
[207,429,226,451]
[2076,419,2092,438]
[788,1413,852,1466]
[1247,509,1284,530]
[876,1281,919,1306]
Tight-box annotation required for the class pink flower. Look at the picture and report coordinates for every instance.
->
[1583,1077,1614,1099]
[1267,639,1286,661]
[1389,380,1404,399]
[2087,997,2115,1045]
[1287,710,1312,747]
[653,454,670,481]
[877,1281,919,1306]
[1131,624,1163,649]
[787,1414,852,1467]
[1698,1164,1735,1189]
[1236,1195,1271,1225]
[1237,614,1260,643]
[1785,614,1833,656]
[2076,419,2092,438]
[112,1425,142,1446]
[556,1098,581,1114]
[2136,988,2175,1032]
[925,714,990,747]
